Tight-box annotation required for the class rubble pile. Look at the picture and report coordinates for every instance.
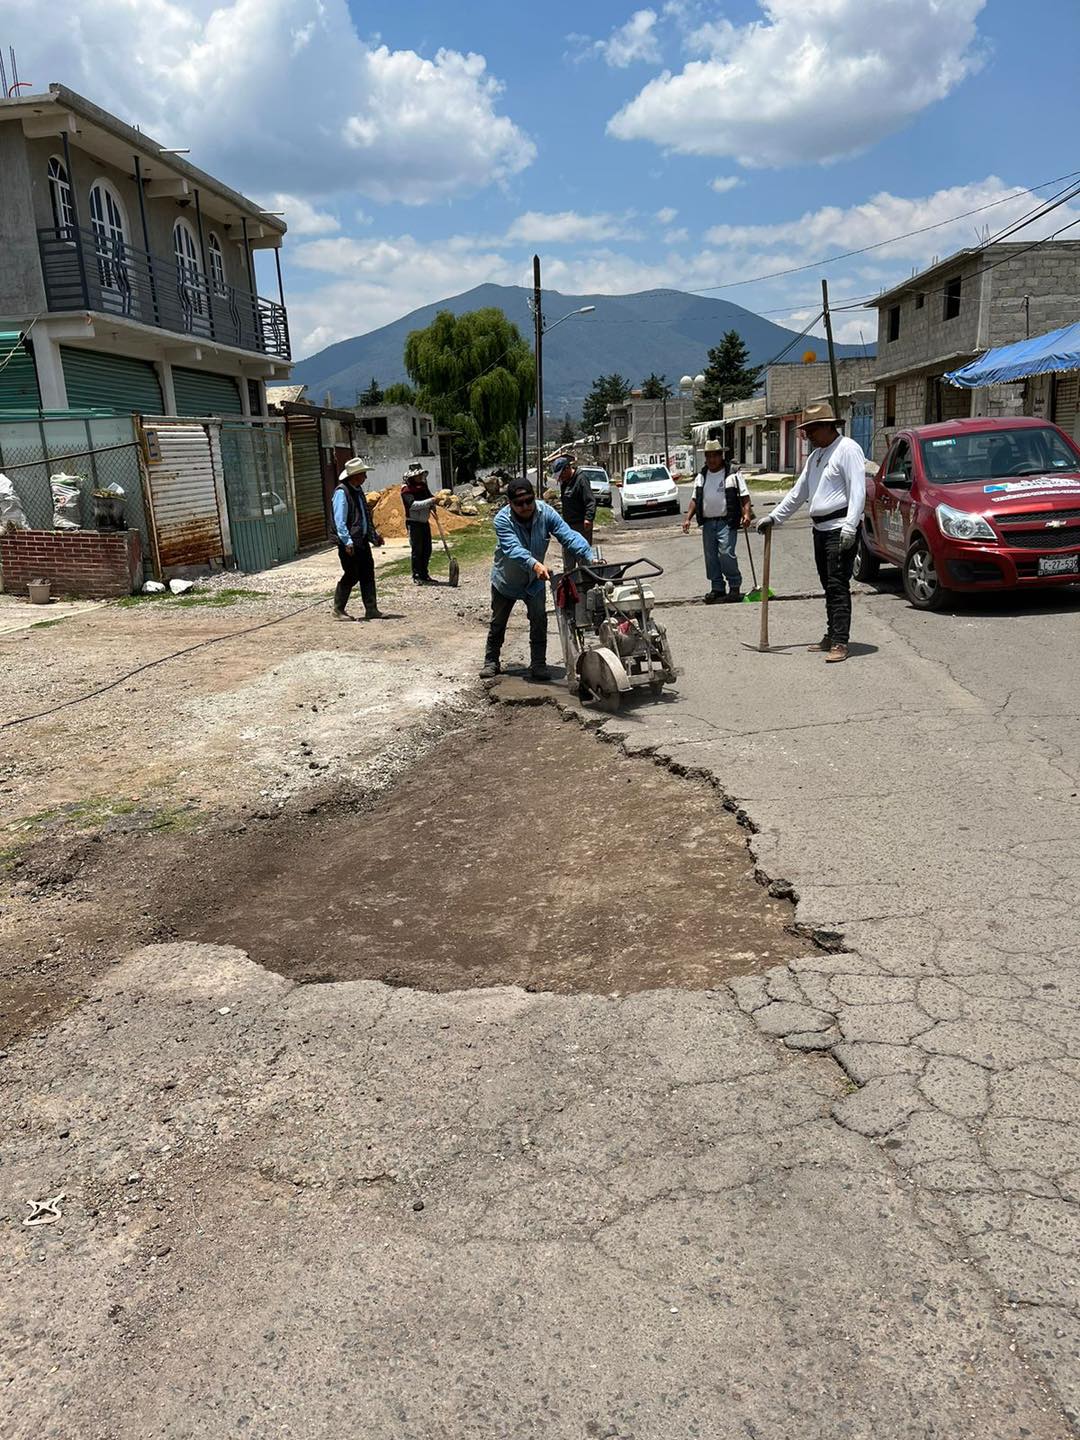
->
[364,487,482,540]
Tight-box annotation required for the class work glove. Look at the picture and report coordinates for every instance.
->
[755,515,774,533]
[840,525,858,551]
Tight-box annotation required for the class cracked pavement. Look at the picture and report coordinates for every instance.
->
[592,514,1080,1428]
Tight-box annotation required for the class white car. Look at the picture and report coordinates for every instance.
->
[618,465,679,519]
[579,465,612,507]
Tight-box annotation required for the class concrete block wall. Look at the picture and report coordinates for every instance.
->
[872,377,927,459]
[766,358,875,416]
[0,530,143,598]
[986,245,1080,346]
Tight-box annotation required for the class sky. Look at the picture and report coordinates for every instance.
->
[13,0,1080,359]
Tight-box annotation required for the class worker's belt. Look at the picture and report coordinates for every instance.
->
[810,505,849,528]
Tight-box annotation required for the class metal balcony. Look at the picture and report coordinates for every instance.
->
[38,225,290,361]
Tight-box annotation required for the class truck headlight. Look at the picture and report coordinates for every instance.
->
[936,503,996,542]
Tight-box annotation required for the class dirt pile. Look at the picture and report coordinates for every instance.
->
[365,488,480,540]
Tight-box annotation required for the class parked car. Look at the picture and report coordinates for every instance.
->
[579,465,612,507]
[856,417,1080,610]
[618,465,680,519]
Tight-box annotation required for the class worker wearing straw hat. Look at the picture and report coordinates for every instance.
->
[331,457,384,620]
[756,402,866,662]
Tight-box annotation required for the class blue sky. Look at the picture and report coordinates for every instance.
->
[16,0,1080,355]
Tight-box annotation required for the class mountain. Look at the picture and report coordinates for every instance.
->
[290,283,873,415]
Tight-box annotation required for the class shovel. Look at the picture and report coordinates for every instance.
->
[741,525,775,604]
[432,504,459,588]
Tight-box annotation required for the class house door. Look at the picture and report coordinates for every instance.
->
[219,424,298,572]
[767,423,780,472]
[850,398,873,456]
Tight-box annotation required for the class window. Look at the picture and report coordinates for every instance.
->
[884,384,897,428]
[247,378,264,416]
[172,218,205,319]
[914,292,925,310]
[919,426,1080,483]
[208,232,227,296]
[88,180,129,299]
[885,439,913,485]
[47,157,74,237]
[887,305,901,343]
[361,416,388,436]
[943,276,962,321]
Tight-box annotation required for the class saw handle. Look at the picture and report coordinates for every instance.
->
[758,526,772,652]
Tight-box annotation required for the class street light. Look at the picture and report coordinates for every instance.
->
[680,373,706,471]
[532,254,595,480]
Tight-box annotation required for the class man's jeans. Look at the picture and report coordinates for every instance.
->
[334,540,377,613]
[702,517,742,594]
[484,586,547,668]
[813,526,856,646]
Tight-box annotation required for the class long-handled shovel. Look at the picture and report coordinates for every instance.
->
[741,525,775,604]
[758,527,772,652]
[432,504,460,587]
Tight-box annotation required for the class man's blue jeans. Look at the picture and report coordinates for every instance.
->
[702,518,742,594]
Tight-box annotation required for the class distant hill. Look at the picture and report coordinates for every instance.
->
[291,283,873,415]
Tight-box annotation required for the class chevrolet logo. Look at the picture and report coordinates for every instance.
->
[1046,519,1068,528]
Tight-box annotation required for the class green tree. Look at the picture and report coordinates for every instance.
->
[559,413,576,444]
[382,382,417,405]
[403,308,534,480]
[693,331,761,422]
[581,372,631,434]
[639,372,672,399]
[358,376,384,405]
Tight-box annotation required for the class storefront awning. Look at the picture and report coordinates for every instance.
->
[944,322,1080,388]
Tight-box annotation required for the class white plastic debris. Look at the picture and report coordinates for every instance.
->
[141,581,167,594]
[0,473,29,531]
[168,578,195,595]
[50,472,84,530]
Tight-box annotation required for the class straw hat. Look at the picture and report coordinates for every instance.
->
[798,402,840,429]
[703,439,724,454]
[341,457,370,478]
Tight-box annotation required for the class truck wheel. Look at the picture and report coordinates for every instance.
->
[853,531,881,582]
[903,538,949,611]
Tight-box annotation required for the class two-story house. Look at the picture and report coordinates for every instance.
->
[0,84,290,418]
[869,241,1080,458]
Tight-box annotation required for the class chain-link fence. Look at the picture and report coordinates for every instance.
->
[0,419,150,559]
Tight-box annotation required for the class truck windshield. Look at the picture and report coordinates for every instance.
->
[625,468,669,484]
[920,426,1080,483]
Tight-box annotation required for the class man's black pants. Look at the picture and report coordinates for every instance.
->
[484,586,547,667]
[813,527,855,646]
[408,522,433,580]
[334,540,377,614]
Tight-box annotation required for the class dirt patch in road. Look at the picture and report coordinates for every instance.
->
[181,704,805,993]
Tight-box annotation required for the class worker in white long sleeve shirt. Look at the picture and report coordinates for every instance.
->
[757,402,867,663]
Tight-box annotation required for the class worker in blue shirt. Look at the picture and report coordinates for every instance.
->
[481,476,594,681]
[331,457,384,620]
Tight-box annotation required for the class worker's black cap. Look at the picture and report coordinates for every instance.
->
[506,477,535,500]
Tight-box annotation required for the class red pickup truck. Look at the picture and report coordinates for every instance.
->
[855,417,1080,609]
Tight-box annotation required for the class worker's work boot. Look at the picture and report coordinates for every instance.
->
[703,590,724,605]
[333,607,358,622]
[479,660,500,679]
[724,590,743,604]
[825,644,849,664]
[364,605,385,620]
[808,635,830,651]
[527,661,552,682]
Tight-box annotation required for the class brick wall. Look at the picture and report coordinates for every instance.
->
[766,358,876,416]
[0,530,143,598]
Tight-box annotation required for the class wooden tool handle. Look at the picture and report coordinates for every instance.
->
[758,526,772,652]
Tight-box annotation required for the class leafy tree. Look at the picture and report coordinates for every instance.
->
[358,376,384,405]
[639,372,672,399]
[581,372,631,434]
[693,330,761,422]
[403,308,534,480]
[559,414,576,444]
[382,382,417,406]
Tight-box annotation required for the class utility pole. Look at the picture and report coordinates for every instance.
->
[533,254,544,483]
[821,278,841,421]
[661,390,670,470]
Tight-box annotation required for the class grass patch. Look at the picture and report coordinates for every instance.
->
[382,519,497,581]
[112,588,265,609]
[30,617,68,629]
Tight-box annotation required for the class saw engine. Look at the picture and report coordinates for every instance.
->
[554,558,677,712]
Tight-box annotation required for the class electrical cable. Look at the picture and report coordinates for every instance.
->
[1,595,331,732]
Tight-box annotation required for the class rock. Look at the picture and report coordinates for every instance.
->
[412,1199,425,1212]
[141,581,166,594]
[168,579,195,595]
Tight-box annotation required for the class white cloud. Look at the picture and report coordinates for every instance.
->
[709,176,742,195]
[264,193,339,237]
[13,0,534,204]
[503,211,630,244]
[664,227,689,244]
[571,9,662,67]
[608,0,987,166]
[657,206,678,225]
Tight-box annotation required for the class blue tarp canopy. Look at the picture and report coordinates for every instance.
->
[945,322,1080,388]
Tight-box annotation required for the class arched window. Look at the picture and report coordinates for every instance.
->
[47,157,74,237]
[172,217,205,320]
[207,231,227,297]
[88,180,130,302]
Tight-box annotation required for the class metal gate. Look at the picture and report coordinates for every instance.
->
[850,397,873,456]
[219,423,297,572]
[141,418,228,572]
[286,413,329,549]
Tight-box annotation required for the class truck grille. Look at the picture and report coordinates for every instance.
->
[998,527,1080,550]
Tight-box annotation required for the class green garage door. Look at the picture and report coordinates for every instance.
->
[172,367,244,417]
[287,414,329,548]
[0,332,41,411]
[61,347,163,413]
[219,424,297,572]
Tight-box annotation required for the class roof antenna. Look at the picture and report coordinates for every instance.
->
[0,50,7,98]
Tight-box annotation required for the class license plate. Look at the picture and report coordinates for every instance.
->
[1038,554,1079,576]
[646,500,659,507]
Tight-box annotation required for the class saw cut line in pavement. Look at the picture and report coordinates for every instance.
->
[183,705,807,994]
